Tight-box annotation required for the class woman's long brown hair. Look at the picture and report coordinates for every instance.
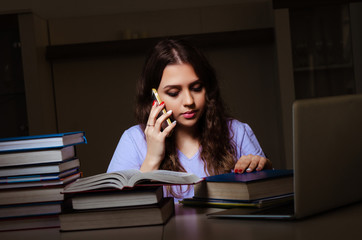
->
[135,39,236,188]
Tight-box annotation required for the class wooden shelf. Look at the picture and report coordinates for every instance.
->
[46,28,274,60]
[294,63,353,72]
[273,0,361,9]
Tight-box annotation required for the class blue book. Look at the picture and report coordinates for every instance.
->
[194,169,294,201]
[204,169,293,183]
[180,193,294,209]
[0,171,81,190]
[0,131,86,153]
[0,167,79,183]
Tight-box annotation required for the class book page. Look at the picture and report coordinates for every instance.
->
[64,181,126,192]
[63,169,201,193]
[128,170,202,187]
[117,169,142,180]
[64,169,141,192]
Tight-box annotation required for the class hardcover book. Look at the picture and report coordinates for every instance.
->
[0,215,59,231]
[0,167,79,182]
[0,131,86,153]
[0,146,76,167]
[0,172,80,190]
[0,159,80,177]
[59,197,175,231]
[0,186,65,205]
[70,186,163,210]
[179,193,294,209]
[0,201,62,219]
[194,169,293,201]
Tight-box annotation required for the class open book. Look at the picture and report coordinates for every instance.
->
[63,169,203,193]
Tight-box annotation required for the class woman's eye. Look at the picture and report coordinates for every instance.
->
[192,85,203,92]
[167,92,179,97]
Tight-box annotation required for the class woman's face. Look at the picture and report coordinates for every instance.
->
[157,63,206,129]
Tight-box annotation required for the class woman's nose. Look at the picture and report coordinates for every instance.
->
[183,90,194,106]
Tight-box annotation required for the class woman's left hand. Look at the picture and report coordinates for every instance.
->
[234,154,272,173]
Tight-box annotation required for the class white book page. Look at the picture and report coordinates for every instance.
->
[128,170,202,187]
[64,169,141,192]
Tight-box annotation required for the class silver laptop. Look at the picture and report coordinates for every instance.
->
[208,94,362,219]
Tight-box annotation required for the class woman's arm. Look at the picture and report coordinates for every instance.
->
[230,120,272,173]
[140,101,176,172]
[107,127,146,173]
[234,154,272,173]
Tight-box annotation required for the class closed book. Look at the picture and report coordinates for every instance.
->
[179,193,294,209]
[70,186,163,210]
[0,131,86,153]
[0,215,59,232]
[0,201,62,219]
[0,186,65,205]
[0,146,75,167]
[0,172,80,190]
[59,225,164,240]
[0,158,80,177]
[0,167,79,183]
[194,169,293,201]
[59,197,175,231]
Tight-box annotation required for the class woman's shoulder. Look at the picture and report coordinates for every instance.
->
[125,124,143,133]
[122,124,145,140]
[227,118,251,131]
[227,118,256,140]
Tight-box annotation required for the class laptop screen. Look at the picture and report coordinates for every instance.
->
[293,94,362,218]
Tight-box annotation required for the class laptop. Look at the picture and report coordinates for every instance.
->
[208,94,362,219]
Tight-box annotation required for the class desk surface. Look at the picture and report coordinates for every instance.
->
[1,201,362,240]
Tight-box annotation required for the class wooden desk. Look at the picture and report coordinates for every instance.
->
[1,201,362,240]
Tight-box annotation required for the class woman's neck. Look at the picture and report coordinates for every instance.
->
[174,125,200,159]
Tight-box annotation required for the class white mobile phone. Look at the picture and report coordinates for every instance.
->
[152,88,172,129]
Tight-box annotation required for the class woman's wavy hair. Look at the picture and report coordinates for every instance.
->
[136,38,236,185]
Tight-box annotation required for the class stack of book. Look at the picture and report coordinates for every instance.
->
[180,169,294,209]
[0,131,86,231]
[59,169,202,231]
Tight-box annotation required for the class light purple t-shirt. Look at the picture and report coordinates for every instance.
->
[107,119,265,201]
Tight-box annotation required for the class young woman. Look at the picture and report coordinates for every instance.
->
[107,39,272,200]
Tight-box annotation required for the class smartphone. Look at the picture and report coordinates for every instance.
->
[151,88,173,129]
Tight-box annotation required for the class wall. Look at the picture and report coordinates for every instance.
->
[0,0,269,18]
[18,13,58,135]
[48,2,273,45]
[0,1,286,176]
[350,2,362,94]
[47,2,284,176]
[2,1,360,175]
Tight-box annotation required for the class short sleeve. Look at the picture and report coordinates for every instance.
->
[107,125,147,173]
[229,119,266,160]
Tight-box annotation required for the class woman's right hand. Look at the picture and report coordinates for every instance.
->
[140,101,176,172]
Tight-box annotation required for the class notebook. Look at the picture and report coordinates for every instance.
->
[208,94,362,219]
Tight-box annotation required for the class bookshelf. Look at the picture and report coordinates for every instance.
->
[0,14,28,138]
[274,0,361,99]
[0,12,57,138]
[273,0,362,169]
[289,4,356,99]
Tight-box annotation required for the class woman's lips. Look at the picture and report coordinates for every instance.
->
[182,110,197,119]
